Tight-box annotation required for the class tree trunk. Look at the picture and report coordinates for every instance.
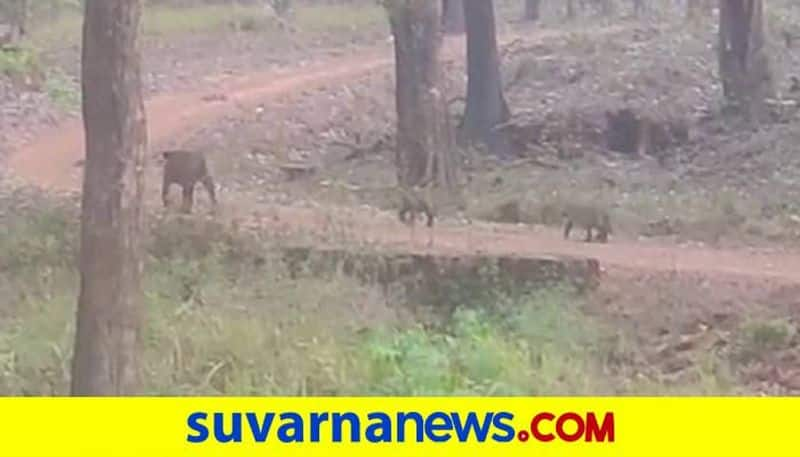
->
[523,0,541,21]
[718,0,772,122]
[71,0,147,396]
[442,0,465,35]
[388,0,456,189]
[462,0,512,158]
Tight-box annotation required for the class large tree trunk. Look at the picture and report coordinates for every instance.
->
[462,0,512,158]
[388,0,456,189]
[442,0,465,35]
[71,0,147,396]
[523,0,541,21]
[718,0,773,122]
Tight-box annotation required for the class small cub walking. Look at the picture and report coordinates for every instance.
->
[562,203,612,243]
[398,186,435,228]
[397,186,435,247]
[161,150,217,213]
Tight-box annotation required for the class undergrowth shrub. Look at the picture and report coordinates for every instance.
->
[0,205,720,395]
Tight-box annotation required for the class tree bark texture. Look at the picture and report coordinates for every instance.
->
[389,0,456,189]
[71,0,147,396]
[718,0,773,122]
[462,0,512,158]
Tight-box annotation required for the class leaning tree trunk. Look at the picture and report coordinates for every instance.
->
[462,0,512,158]
[71,0,147,396]
[442,0,465,35]
[718,0,773,122]
[523,0,541,21]
[388,0,456,190]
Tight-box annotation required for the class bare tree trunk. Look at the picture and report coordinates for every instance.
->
[524,0,541,21]
[71,0,147,396]
[388,0,456,189]
[462,0,512,158]
[442,0,465,35]
[718,0,772,122]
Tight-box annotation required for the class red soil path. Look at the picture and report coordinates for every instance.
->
[8,30,800,285]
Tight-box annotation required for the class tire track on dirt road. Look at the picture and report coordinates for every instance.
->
[7,26,800,285]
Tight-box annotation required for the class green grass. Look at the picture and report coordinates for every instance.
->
[732,317,796,365]
[353,288,619,396]
[44,69,80,111]
[28,3,386,51]
[0,205,735,396]
[293,4,385,35]
[0,46,43,79]
[457,158,800,246]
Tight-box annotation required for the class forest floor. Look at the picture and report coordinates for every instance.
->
[2,3,800,395]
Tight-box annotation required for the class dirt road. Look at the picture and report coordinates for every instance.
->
[7,47,394,190]
[7,29,800,285]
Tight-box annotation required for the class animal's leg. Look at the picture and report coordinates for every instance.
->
[201,175,217,206]
[563,220,573,239]
[181,184,195,214]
